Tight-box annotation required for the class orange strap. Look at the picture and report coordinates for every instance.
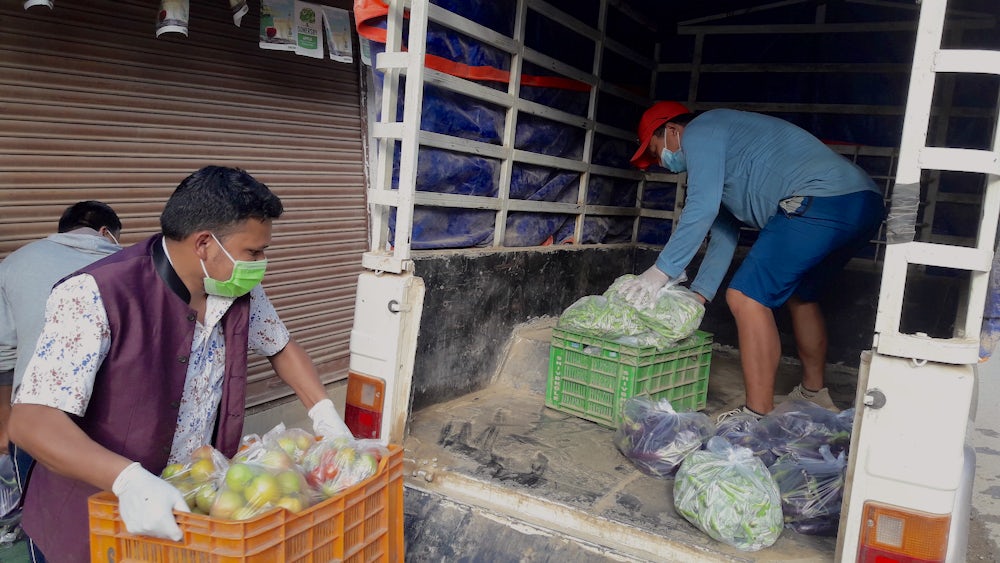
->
[354,0,591,92]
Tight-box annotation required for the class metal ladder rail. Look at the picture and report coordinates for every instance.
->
[874,0,1000,365]
[362,0,430,274]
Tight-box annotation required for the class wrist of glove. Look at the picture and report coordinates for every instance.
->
[113,461,189,541]
[619,266,671,308]
[308,398,354,440]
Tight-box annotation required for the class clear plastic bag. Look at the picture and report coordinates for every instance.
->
[0,454,22,545]
[160,445,230,515]
[613,396,713,478]
[556,274,705,350]
[674,436,783,551]
[301,437,389,498]
[615,275,705,345]
[262,424,317,465]
[555,294,656,345]
[215,424,321,519]
[768,445,847,536]
[754,400,853,461]
[715,412,776,467]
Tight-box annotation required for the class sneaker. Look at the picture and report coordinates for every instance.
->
[787,384,841,413]
[716,405,763,424]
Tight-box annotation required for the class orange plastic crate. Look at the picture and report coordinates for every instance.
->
[89,443,404,563]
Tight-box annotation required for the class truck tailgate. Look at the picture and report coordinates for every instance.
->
[400,321,853,562]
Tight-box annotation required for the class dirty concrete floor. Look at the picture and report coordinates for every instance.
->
[403,320,862,562]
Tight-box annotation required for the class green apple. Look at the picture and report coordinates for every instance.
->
[232,505,260,521]
[334,446,357,467]
[224,463,256,493]
[244,473,280,506]
[259,449,294,471]
[276,495,304,513]
[276,470,304,495]
[191,445,215,461]
[189,458,216,483]
[161,463,184,480]
[195,483,218,513]
[276,437,297,457]
[210,490,244,520]
[356,452,379,476]
[295,433,314,452]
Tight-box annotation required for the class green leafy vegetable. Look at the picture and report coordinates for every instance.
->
[674,436,783,551]
[556,275,705,349]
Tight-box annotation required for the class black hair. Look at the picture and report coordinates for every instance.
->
[653,112,699,136]
[160,166,284,240]
[668,112,697,126]
[58,201,122,235]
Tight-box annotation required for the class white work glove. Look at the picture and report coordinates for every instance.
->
[308,398,354,440]
[112,461,189,541]
[619,266,671,308]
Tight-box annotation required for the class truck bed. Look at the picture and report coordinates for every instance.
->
[401,320,860,562]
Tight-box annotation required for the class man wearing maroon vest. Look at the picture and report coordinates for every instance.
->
[8,166,352,563]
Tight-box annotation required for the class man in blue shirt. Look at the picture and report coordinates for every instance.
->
[620,102,885,421]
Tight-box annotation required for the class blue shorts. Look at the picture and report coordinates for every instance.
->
[729,190,885,308]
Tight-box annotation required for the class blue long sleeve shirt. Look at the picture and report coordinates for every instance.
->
[653,109,879,301]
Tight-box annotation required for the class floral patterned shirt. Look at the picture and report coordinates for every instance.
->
[14,274,290,463]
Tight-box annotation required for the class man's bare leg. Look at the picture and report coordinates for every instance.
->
[727,288,781,414]
[786,296,827,391]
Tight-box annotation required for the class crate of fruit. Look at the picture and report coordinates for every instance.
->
[546,327,712,428]
[88,442,404,563]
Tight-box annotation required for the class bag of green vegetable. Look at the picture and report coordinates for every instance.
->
[556,294,653,343]
[768,445,847,536]
[613,396,713,478]
[674,436,783,551]
[605,274,705,346]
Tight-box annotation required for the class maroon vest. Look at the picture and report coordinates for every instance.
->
[21,235,251,563]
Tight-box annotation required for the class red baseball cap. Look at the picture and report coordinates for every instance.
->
[629,101,691,170]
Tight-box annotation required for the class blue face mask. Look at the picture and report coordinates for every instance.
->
[659,147,687,172]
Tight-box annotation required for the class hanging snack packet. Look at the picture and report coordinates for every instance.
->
[260,0,296,50]
[229,0,249,26]
[320,5,354,63]
[294,1,323,59]
[156,0,190,37]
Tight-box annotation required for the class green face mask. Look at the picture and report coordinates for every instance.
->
[201,233,267,298]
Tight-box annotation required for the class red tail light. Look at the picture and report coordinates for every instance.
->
[344,371,385,439]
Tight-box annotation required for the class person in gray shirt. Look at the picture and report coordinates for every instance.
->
[0,200,121,562]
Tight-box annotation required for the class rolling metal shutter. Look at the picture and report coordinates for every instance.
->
[0,0,366,407]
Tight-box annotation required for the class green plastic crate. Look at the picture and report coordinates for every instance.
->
[546,328,712,428]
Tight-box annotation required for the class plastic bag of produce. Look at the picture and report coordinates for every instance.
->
[715,412,776,467]
[674,436,783,551]
[769,445,847,536]
[614,396,714,478]
[754,400,853,461]
[302,437,389,498]
[611,276,704,345]
[262,423,317,465]
[215,434,317,519]
[605,275,705,346]
[160,445,230,516]
[556,294,655,344]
